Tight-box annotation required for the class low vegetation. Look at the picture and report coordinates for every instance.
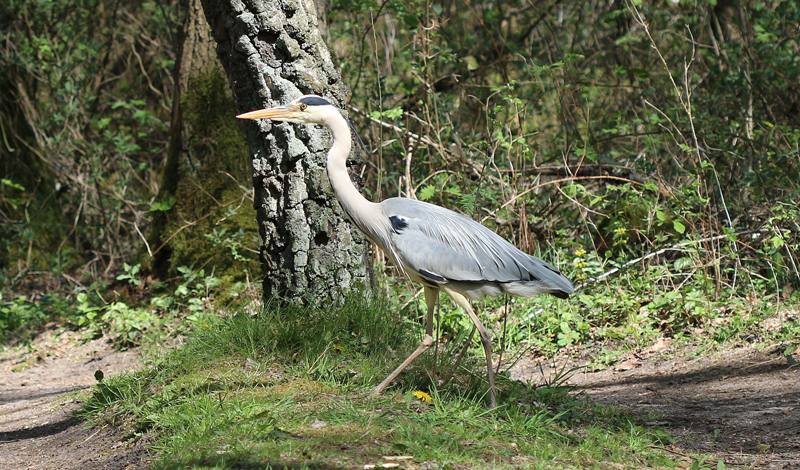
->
[83,296,682,469]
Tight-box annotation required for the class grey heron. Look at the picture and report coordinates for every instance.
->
[238,94,574,408]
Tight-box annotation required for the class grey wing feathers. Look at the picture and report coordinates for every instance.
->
[381,198,574,297]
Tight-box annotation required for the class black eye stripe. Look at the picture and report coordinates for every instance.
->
[298,96,332,106]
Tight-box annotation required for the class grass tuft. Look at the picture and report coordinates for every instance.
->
[82,294,682,469]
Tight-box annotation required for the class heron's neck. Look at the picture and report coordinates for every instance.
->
[324,113,382,235]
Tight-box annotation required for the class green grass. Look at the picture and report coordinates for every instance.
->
[82,295,681,469]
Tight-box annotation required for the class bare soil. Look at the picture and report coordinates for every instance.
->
[512,338,800,469]
[1,326,798,469]
[0,327,149,469]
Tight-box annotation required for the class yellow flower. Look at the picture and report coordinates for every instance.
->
[332,344,344,351]
[614,227,627,235]
[413,391,432,403]
[574,261,587,269]
[575,249,586,257]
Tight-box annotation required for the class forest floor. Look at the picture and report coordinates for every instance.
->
[0,327,150,469]
[513,338,800,469]
[1,327,798,469]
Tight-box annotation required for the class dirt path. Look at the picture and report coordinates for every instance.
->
[512,339,800,469]
[0,328,149,470]
[2,327,798,469]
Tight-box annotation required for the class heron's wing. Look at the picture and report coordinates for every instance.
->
[381,198,571,292]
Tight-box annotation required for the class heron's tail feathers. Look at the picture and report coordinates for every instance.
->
[502,261,575,299]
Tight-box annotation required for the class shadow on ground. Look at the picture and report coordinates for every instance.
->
[0,328,148,470]
[512,340,800,469]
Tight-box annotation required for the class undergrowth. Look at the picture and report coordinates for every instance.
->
[83,295,680,469]
[2,0,798,355]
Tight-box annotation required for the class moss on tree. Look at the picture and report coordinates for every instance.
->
[149,68,260,299]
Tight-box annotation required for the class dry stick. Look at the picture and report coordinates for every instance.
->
[774,421,800,433]
[348,104,506,188]
[134,221,152,257]
[348,104,442,153]
[81,424,109,444]
[403,135,417,199]
[191,178,222,206]
[495,175,642,218]
[585,230,768,286]
[631,2,740,297]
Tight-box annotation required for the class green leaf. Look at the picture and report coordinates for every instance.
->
[383,107,403,120]
[673,220,686,234]
[403,14,419,27]
[463,55,479,71]
[267,427,292,440]
[673,257,692,271]
[148,197,176,213]
[444,185,461,196]
[1,179,25,191]
[563,184,585,198]
[418,185,436,201]
[459,193,476,214]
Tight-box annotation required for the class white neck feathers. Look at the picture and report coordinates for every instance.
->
[319,107,386,243]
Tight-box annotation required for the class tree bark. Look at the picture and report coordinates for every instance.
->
[200,0,372,302]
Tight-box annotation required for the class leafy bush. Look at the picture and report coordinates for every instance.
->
[1,0,176,289]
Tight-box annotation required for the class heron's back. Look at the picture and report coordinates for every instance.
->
[380,198,574,300]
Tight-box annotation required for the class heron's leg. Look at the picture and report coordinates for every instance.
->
[443,288,497,409]
[372,285,438,397]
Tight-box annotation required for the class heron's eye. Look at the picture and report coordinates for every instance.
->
[299,103,307,111]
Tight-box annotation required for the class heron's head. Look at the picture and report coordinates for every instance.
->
[237,94,336,125]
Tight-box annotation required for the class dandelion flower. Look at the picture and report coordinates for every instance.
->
[413,391,432,403]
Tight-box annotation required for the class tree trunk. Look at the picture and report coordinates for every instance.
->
[200,0,372,302]
[149,0,260,288]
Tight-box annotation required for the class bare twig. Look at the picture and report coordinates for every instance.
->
[578,229,770,290]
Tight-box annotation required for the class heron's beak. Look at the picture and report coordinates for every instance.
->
[236,104,301,121]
